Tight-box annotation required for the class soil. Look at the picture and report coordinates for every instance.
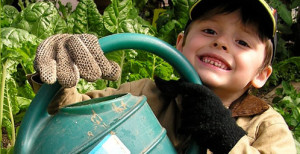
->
[2,128,12,148]
[1,122,20,148]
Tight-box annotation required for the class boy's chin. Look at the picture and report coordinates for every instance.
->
[198,75,223,87]
[198,70,225,84]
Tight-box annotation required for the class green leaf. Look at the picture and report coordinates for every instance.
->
[15,82,35,100]
[154,57,178,80]
[106,50,127,87]
[122,8,155,35]
[277,23,292,34]
[76,79,108,94]
[1,5,19,27]
[156,0,196,44]
[16,96,31,111]
[2,5,18,19]
[4,77,20,116]
[282,81,293,95]
[1,27,41,48]
[53,17,68,34]
[119,19,154,34]
[65,12,75,34]
[277,5,293,26]
[157,19,182,44]
[103,0,132,33]
[269,0,293,26]
[15,43,37,74]
[1,146,14,154]
[1,58,19,75]
[12,1,67,39]
[57,1,72,19]
[173,0,190,25]
[2,77,19,145]
[72,0,108,37]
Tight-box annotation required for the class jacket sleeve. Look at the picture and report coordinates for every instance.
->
[85,78,166,116]
[27,73,164,115]
[229,109,297,154]
[49,78,161,114]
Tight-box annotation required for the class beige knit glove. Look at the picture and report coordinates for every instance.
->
[34,34,121,88]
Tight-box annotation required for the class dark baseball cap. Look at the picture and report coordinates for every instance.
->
[187,0,277,63]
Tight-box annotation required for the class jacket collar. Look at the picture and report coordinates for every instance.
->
[229,93,269,118]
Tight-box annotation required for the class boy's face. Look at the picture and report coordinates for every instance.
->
[176,10,272,98]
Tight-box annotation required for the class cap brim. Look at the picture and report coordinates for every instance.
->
[189,0,277,37]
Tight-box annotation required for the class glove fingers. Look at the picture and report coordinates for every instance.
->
[66,35,102,82]
[76,34,121,81]
[35,60,57,84]
[75,34,113,76]
[56,36,80,87]
[34,34,69,84]
[102,61,121,81]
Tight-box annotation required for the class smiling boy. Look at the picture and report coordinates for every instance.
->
[177,3,273,108]
[30,0,296,153]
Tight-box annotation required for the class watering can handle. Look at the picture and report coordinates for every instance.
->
[100,33,201,84]
[15,33,201,153]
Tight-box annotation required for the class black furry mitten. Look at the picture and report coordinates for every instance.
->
[155,77,246,154]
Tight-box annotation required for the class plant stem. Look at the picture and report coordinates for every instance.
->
[117,50,125,88]
[0,62,7,151]
[18,0,25,10]
[151,55,157,80]
[5,82,15,147]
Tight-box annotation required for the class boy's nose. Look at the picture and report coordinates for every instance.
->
[213,42,227,51]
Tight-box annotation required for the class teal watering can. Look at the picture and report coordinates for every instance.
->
[15,33,202,153]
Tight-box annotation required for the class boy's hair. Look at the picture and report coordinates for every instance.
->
[182,0,277,67]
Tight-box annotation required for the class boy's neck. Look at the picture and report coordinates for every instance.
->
[210,87,249,108]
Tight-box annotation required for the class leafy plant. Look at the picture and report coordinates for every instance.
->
[11,1,67,39]
[72,0,108,37]
[1,5,41,147]
[262,56,300,92]
[0,43,37,149]
[155,0,196,45]
[1,27,41,48]
[0,5,18,28]
[266,0,299,61]
[272,81,300,151]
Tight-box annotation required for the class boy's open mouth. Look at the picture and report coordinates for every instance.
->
[200,56,231,70]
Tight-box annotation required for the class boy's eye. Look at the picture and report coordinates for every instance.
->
[203,29,217,35]
[237,40,250,47]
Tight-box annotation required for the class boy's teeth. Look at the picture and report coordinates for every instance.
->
[202,57,228,70]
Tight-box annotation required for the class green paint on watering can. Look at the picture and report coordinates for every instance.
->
[26,93,176,153]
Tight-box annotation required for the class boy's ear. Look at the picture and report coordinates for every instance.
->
[251,65,273,88]
[176,32,184,52]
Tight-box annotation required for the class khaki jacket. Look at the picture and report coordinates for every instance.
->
[30,77,296,153]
